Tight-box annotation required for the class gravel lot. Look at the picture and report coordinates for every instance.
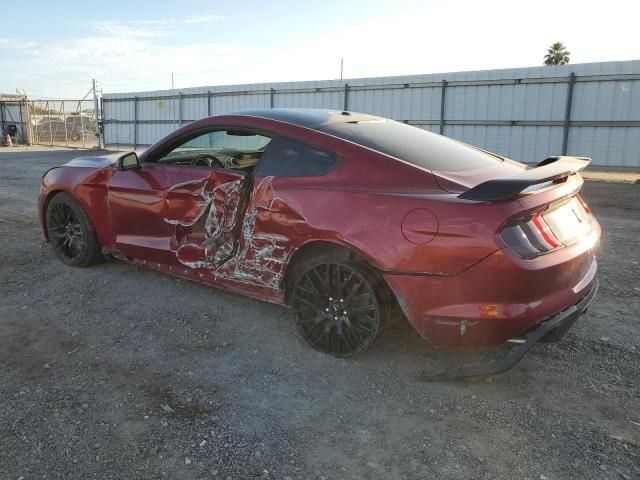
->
[1,148,639,480]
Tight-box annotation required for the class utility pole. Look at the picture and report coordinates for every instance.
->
[92,79,102,149]
[340,58,344,81]
[172,73,177,130]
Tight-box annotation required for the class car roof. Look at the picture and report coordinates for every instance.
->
[231,108,382,130]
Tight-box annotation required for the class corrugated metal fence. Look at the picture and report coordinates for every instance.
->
[102,60,640,167]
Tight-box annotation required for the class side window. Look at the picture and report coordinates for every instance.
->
[156,130,271,172]
[256,137,339,177]
[179,131,271,151]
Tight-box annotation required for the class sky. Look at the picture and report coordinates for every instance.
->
[1,0,638,98]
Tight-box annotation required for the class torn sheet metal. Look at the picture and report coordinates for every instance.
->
[161,175,305,291]
[216,176,302,289]
[163,175,246,270]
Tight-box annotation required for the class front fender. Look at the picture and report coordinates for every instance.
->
[39,166,114,247]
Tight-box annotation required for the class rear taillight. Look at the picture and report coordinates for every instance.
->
[501,210,560,257]
[501,194,593,258]
[531,211,560,248]
[576,194,591,214]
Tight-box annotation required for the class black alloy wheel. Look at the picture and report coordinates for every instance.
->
[46,193,101,267]
[291,261,383,357]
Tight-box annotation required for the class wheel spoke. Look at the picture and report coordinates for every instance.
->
[352,320,376,336]
[349,292,372,308]
[69,237,81,255]
[307,321,327,345]
[48,202,85,261]
[346,278,364,300]
[323,326,331,351]
[293,293,321,312]
[52,204,64,224]
[304,268,325,296]
[296,312,325,326]
[331,264,340,293]
[341,325,358,351]
[351,304,375,315]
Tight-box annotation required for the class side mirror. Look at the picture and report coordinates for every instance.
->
[118,152,140,171]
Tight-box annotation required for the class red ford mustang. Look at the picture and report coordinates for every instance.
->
[39,109,600,377]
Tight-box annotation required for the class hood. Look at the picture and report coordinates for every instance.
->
[63,152,124,169]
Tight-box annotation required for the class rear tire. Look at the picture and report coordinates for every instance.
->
[290,258,388,357]
[45,192,101,267]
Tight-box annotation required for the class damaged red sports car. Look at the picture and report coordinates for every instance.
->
[38,109,600,377]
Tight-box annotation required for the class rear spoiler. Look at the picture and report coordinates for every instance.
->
[458,156,591,202]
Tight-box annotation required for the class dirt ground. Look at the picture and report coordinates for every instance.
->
[1,147,638,480]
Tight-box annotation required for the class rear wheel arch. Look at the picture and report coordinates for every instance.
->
[283,240,393,305]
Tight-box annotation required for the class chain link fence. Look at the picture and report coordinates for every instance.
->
[1,85,102,148]
[28,99,100,148]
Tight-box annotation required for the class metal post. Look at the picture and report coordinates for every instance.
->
[172,87,177,131]
[562,72,576,155]
[61,100,69,147]
[178,93,183,126]
[343,83,349,111]
[21,100,33,145]
[46,101,53,146]
[77,100,86,149]
[100,97,105,147]
[0,102,5,143]
[29,102,36,145]
[17,99,24,144]
[270,88,275,109]
[92,79,101,148]
[439,80,447,135]
[207,90,211,117]
[133,96,138,150]
[79,100,86,148]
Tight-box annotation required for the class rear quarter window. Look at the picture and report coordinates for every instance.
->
[255,137,339,177]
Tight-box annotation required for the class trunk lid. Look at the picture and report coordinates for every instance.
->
[436,156,595,257]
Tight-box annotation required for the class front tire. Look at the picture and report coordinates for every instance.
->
[45,192,101,267]
[291,260,385,357]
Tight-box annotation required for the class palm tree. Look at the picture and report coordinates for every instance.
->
[544,42,570,65]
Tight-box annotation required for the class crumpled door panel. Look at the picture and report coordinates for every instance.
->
[163,171,247,269]
[215,176,307,289]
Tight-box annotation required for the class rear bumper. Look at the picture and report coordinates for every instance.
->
[384,228,599,347]
[425,279,598,380]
